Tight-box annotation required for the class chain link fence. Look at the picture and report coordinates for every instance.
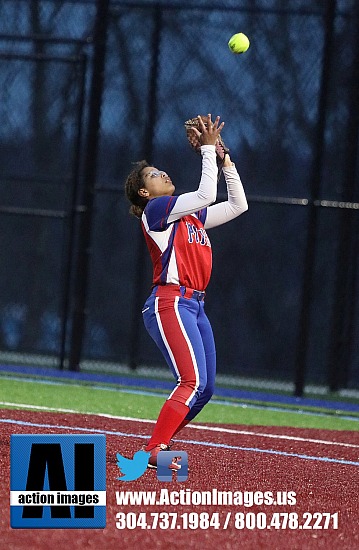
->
[0,0,358,394]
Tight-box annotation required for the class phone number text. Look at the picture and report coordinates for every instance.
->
[115,511,339,530]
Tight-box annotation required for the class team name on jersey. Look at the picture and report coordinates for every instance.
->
[185,221,211,247]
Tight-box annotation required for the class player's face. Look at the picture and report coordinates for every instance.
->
[139,167,175,198]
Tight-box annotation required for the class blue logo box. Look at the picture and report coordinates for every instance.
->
[157,451,188,481]
[10,434,106,529]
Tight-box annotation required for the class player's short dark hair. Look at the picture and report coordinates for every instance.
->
[124,160,150,218]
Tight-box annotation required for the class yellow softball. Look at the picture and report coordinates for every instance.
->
[228,33,250,54]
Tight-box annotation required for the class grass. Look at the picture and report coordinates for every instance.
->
[0,376,358,431]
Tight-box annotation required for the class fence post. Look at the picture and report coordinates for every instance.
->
[59,55,87,370]
[327,5,359,391]
[68,0,110,371]
[294,0,337,397]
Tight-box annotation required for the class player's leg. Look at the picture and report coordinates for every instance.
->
[182,301,216,419]
[142,290,208,451]
[172,301,216,434]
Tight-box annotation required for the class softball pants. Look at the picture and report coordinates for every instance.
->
[142,285,216,422]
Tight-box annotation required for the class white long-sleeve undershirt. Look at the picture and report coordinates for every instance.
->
[204,163,248,229]
[167,145,248,228]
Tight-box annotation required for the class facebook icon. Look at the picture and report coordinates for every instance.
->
[157,451,188,482]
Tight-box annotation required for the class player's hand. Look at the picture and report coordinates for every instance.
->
[192,114,225,147]
[223,153,233,167]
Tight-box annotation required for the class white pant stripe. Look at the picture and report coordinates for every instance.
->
[155,296,200,407]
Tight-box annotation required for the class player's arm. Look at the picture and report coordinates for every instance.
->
[167,145,218,223]
[204,156,248,229]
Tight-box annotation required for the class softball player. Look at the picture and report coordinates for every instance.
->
[125,115,248,468]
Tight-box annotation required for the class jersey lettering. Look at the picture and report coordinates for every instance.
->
[186,222,210,247]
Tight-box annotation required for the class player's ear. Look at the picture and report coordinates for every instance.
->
[138,188,149,198]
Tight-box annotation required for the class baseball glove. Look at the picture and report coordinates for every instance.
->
[184,115,229,175]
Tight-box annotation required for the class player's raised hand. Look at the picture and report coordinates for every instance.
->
[193,114,225,147]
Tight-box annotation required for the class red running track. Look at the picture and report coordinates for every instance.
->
[1,409,358,550]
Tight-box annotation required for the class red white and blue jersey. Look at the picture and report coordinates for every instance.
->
[141,195,212,291]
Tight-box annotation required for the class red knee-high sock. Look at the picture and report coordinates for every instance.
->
[145,400,189,451]
[172,417,191,436]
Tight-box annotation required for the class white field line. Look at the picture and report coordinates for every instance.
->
[1,400,358,449]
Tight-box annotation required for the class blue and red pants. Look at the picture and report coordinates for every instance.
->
[142,284,216,423]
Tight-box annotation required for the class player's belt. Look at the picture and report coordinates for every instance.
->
[154,285,206,301]
[179,286,206,301]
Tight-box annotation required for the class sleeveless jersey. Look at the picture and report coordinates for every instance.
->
[141,195,212,291]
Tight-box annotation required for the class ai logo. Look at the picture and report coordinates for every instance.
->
[10,434,106,529]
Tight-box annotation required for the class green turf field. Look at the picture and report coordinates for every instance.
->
[0,376,358,431]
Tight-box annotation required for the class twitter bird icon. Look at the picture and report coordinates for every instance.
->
[116,450,150,481]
